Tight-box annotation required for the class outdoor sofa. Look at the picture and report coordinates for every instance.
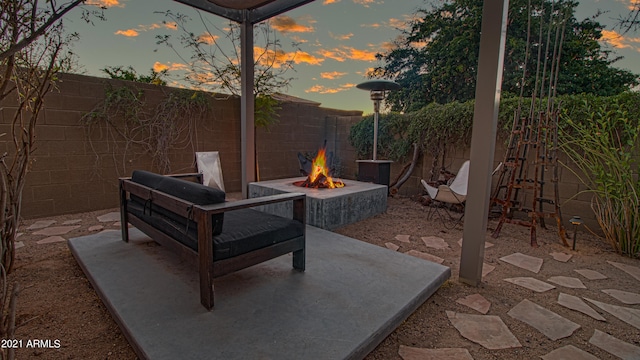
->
[119,170,306,310]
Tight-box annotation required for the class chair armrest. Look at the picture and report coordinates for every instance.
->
[195,193,306,214]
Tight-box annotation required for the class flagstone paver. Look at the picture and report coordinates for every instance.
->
[584,298,640,330]
[97,212,121,223]
[421,236,449,250]
[36,236,66,245]
[398,345,474,360]
[574,269,607,280]
[15,241,24,250]
[27,220,56,230]
[446,311,521,350]
[499,252,543,273]
[507,299,580,340]
[589,329,640,360]
[456,293,491,314]
[602,289,640,305]
[32,225,80,236]
[549,252,572,262]
[88,225,104,232]
[385,242,400,251]
[547,276,586,289]
[540,345,599,360]
[503,277,555,292]
[608,261,640,282]
[405,250,444,264]
[482,263,495,278]
[557,293,606,321]
[457,238,494,248]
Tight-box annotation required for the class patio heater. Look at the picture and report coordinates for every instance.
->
[355,80,401,186]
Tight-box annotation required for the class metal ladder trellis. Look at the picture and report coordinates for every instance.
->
[490,109,569,247]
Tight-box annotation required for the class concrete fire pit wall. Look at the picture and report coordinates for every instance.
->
[248,178,387,230]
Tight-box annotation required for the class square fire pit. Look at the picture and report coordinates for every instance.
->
[248,177,387,230]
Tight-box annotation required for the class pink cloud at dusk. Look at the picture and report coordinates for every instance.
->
[271,16,314,33]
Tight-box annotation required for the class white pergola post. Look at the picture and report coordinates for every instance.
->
[240,17,255,198]
[459,0,509,286]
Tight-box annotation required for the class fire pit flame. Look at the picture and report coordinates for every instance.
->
[295,148,345,189]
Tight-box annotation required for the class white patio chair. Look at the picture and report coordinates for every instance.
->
[421,160,470,229]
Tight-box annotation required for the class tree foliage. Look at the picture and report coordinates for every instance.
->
[102,65,168,86]
[375,0,640,112]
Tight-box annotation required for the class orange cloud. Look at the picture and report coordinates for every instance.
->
[353,0,376,7]
[305,83,356,94]
[115,29,139,37]
[361,23,382,29]
[86,0,123,7]
[271,16,314,33]
[255,47,324,67]
[320,71,348,79]
[343,46,377,61]
[198,33,219,45]
[153,62,188,73]
[164,22,178,30]
[323,0,340,4]
[601,30,631,49]
[317,49,345,62]
[330,32,354,40]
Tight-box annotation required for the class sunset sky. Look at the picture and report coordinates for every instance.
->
[65,0,640,114]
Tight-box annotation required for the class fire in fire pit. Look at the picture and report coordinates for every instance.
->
[294,147,345,189]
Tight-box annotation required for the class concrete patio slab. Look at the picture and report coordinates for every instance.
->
[456,293,490,314]
[547,276,586,289]
[540,345,599,360]
[503,277,555,292]
[398,345,473,360]
[602,289,640,305]
[584,298,640,330]
[446,311,521,349]
[608,261,640,282]
[557,293,606,321]
[574,269,607,280]
[499,252,543,273]
[395,235,411,243]
[507,299,580,340]
[589,329,640,360]
[68,226,450,360]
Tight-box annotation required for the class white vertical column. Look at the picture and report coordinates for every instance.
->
[459,0,509,285]
[240,16,255,198]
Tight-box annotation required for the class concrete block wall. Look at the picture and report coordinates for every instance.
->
[5,73,361,219]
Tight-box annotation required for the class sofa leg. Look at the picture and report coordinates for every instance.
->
[293,248,305,271]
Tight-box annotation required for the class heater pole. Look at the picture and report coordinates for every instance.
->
[373,105,379,161]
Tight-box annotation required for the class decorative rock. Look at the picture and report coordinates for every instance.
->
[446,311,521,349]
[574,269,607,280]
[421,236,449,250]
[27,220,56,230]
[540,345,599,360]
[499,252,543,273]
[549,252,572,262]
[36,236,66,244]
[398,345,473,360]
[97,212,121,223]
[405,250,444,264]
[15,241,25,250]
[557,293,606,321]
[602,289,640,305]
[507,299,580,340]
[589,329,640,360]
[547,276,586,289]
[456,293,491,314]
[584,298,640,330]
[503,277,555,292]
[385,242,400,251]
[608,261,640,282]
[32,225,80,236]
